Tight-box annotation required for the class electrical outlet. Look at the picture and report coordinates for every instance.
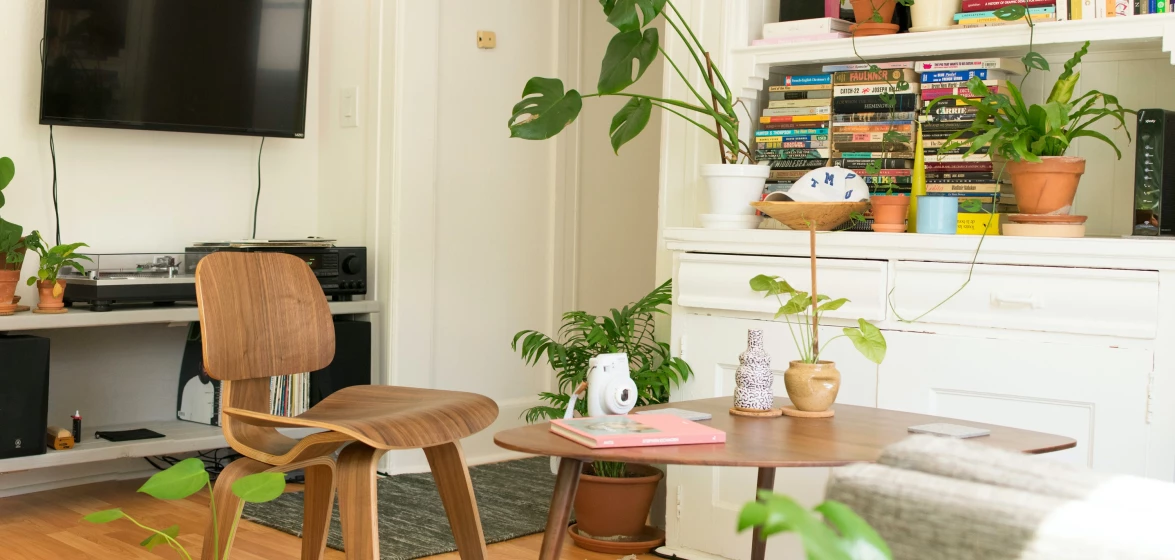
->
[340,86,358,128]
[476,30,496,49]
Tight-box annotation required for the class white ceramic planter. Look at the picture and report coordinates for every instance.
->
[701,164,770,218]
[910,0,960,31]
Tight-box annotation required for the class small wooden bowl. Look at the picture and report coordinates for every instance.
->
[751,201,869,231]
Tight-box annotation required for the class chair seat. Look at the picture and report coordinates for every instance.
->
[223,385,499,450]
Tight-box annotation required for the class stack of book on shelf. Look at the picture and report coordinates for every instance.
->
[917,58,1023,233]
[827,62,919,201]
[754,17,852,46]
[955,0,1059,26]
[757,73,833,198]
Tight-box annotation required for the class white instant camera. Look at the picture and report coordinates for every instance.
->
[584,352,639,417]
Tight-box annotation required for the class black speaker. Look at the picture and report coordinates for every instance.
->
[310,319,372,406]
[0,336,51,459]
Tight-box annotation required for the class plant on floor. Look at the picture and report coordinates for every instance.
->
[509,0,749,162]
[738,491,892,560]
[0,156,25,271]
[83,458,286,560]
[749,275,886,366]
[23,231,90,292]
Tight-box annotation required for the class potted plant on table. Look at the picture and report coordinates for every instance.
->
[512,279,693,552]
[931,39,1134,216]
[508,1,767,225]
[23,231,91,313]
[0,157,26,315]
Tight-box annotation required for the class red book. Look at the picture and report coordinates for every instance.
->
[962,0,1054,11]
[550,415,726,449]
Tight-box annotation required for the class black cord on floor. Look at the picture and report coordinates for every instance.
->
[252,137,266,239]
[50,125,60,245]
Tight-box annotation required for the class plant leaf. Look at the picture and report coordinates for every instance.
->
[778,292,811,315]
[818,298,849,312]
[508,77,583,140]
[844,319,886,364]
[602,0,665,32]
[83,508,124,524]
[993,4,1026,20]
[138,458,209,500]
[749,274,794,296]
[232,472,287,503]
[599,28,658,94]
[816,501,892,560]
[1071,129,1122,159]
[609,97,653,153]
[0,157,13,193]
[1022,52,1050,74]
[140,525,180,551]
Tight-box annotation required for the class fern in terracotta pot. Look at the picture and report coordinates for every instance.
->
[23,231,91,312]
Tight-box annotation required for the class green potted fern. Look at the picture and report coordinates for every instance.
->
[512,279,692,551]
[0,157,26,315]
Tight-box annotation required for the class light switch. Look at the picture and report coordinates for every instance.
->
[340,86,358,128]
[477,30,496,49]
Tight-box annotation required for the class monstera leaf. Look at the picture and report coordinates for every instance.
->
[600,0,666,32]
[609,97,652,153]
[509,78,583,141]
[599,28,659,94]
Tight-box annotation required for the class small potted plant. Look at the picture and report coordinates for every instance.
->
[509,1,767,225]
[0,157,26,315]
[850,0,914,36]
[23,231,91,313]
[512,280,693,552]
[931,40,1134,215]
[870,184,911,233]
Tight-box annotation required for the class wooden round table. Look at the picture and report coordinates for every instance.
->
[494,397,1076,560]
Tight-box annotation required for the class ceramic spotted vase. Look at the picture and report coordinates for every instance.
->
[733,330,774,411]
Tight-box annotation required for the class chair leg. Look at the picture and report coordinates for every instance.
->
[201,457,268,560]
[337,442,387,560]
[301,461,337,560]
[424,441,487,560]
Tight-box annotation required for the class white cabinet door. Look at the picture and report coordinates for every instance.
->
[667,314,879,560]
[878,331,1153,474]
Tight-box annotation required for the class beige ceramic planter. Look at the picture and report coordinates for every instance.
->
[784,360,841,412]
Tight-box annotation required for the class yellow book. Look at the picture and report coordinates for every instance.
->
[957,213,1001,235]
[1073,0,1083,18]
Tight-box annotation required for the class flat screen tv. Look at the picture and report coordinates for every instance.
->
[40,0,312,138]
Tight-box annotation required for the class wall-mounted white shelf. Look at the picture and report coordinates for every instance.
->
[0,420,323,474]
[0,299,379,331]
[731,15,1175,100]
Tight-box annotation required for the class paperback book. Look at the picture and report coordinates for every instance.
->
[549,415,726,449]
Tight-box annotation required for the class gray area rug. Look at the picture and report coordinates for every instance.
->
[242,457,569,559]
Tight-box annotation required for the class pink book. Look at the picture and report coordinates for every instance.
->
[549,415,726,449]
[752,32,850,46]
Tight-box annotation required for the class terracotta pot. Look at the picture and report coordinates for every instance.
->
[784,360,841,413]
[851,22,900,36]
[0,269,18,313]
[851,0,897,24]
[870,195,911,232]
[1006,156,1086,215]
[36,279,67,310]
[574,463,662,544]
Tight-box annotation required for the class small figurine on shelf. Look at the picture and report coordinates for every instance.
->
[23,231,91,314]
[732,329,779,416]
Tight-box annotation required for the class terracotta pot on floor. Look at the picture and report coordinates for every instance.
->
[1006,156,1086,215]
[870,195,911,232]
[0,269,19,314]
[36,279,67,311]
[784,360,841,413]
[573,463,662,549]
[851,0,900,35]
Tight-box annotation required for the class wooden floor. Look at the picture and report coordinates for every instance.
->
[0,479,657,559]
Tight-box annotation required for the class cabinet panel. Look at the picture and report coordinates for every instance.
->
[677,253,887,321]
[878,331,1152,475]
[890,261,1158,338]
[672,314,878,560]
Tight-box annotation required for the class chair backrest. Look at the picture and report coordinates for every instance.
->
[195,252,335,381]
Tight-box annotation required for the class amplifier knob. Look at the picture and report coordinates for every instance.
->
[342,255,363,275]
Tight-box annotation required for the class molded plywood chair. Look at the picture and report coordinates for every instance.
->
[195,252,498,560]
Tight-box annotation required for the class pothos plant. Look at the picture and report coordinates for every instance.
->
[23,230,91,295]
[513,279,692,477]
[739,491,891,560]
[0,157,25,271]
[508,0,754,163]
[83,458,286,560]
[749,274,886,365]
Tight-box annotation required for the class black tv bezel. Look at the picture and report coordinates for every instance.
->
[38,0,313,139]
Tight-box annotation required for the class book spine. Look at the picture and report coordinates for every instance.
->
[924,162,997,171]
[832,69,917,85]
[783,74,833,86]
[833,132,902,142]
[770,170,810,180]
[769,90,834,100]
[925,105,980,117]
[833,111,917,122]
[925,147,990,155]
[925,183,1002,193]
[821,62,915,72]
[768,84,834,92]
[922,86,1004,100]
[955,6,1054,19]
[757,140,831,149]
[830,158,916,169]
[763,106,833,116]
[961,0,1054,9]
[756,149,832,159]
[915,58,1021,72]
[834,151,917,158]
[755,128,830,136]
[833,84,916,97]
[834,142,914,151]
[767,99,834,108]
[762,122,828,130]
[832,94,918,113]
[768,159,830,169]
[832,123,916,132]
[920,69,998,83]
[956,14,1055,23]
[865,176,913,183]
[760,115,831,123]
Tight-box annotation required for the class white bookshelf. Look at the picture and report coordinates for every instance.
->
[0,299,379,331]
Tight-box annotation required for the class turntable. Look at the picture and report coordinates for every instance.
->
[62,253,194,312]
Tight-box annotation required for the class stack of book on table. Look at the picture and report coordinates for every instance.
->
[917,58,1023,234]
[827,62,919,201]
[956,0,1059,27]
[757,73,833,200]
